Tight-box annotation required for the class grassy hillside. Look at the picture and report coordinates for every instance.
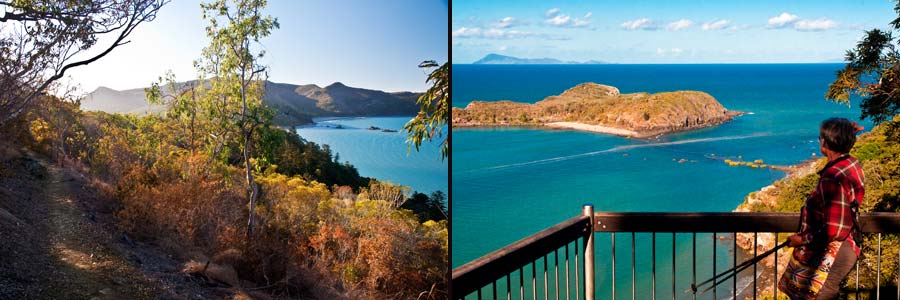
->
[82,80,421,126]
[1,94,447,299]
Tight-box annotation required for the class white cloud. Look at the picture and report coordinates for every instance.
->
[546,8,560,17]
[483,28,534,39]
[621,18,658,30]
[701,19,730,31]
[657,48,685,55]
[452,27,481,38]
[666,19,693,31]
[728,24,751,31]
[545,10,592,28]
[452,27,539,40]
[492,17,521,28]
[768,12,799,28]
[498,45,507,52]
[546,14,571,26]
[794,18,837,31]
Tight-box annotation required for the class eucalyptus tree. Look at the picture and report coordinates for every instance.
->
[0,0,167,127]
[197,0,278,236]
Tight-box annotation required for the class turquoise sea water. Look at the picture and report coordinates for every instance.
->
[295,116,447,194]
[452,64,870,299]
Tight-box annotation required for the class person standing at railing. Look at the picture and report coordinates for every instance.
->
[779,117,865,300]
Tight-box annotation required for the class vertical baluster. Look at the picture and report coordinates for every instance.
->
[773,233,778,300]
[566,243,570,300]
[555,249,560,300]
[713,232,717,300]
[672,232,676,300]
[632,232,636,300]
[733,232,737,300]
[533,260,537,300]
[478,287,482,300]
[508,274,512,300]
[520,267,525,300]
[576,239,580,300]
[493,281,497,300]
[612,232,616,300]
[856,260,859,300]
[692,233,696,300]
[878,233,882,300]
[897,240,899,300]
[652,232,657,300]
[753,232,758,300]
[545,254,549,300]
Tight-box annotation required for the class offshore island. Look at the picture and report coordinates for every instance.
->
[452,82,743,138]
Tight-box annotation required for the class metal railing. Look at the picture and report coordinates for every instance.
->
[452,205,900,300]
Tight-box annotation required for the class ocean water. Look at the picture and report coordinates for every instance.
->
[295,116,447,194]
[452,64,870,299]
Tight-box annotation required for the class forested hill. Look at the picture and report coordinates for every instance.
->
[81,80,422,126]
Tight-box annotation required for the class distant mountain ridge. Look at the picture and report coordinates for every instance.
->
[81,80,422,126]
[472,53,607,65]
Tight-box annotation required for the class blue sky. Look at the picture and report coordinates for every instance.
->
[452,0,896,64]
[67,0,448,93]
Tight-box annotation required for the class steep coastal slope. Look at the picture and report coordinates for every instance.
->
[731,119,900,296]
[81,81,421,126]
[452,82,741,137]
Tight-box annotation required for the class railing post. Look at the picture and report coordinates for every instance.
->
[583,205,595,300]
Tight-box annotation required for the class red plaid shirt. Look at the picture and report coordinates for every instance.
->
[798,155,865,258]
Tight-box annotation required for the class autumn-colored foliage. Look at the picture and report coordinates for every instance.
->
[11,94,448,299]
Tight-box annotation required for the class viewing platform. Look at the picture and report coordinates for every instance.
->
[452,205,900,300]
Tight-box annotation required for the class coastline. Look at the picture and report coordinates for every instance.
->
[543,122,640,137]
[453,117,740,139]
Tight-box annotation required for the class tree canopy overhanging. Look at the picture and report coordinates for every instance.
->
[0,0,168,127]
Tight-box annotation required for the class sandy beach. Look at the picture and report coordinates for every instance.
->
[544,122,640,137]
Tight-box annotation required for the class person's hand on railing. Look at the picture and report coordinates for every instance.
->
[788,234,804,247]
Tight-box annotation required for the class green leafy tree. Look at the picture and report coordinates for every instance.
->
[0,0,167,127]
[826,3,900,124]
[404,61,448,159]
[197,0,278,236]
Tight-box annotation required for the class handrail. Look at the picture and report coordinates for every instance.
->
[452,211,900,299]
[452,214,591,297]
[592,212,900,232]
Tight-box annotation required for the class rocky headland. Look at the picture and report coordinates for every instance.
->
[452,82,742,138]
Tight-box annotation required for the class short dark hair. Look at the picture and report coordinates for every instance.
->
[819,118,857,154]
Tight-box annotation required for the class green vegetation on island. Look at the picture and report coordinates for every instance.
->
[452,82,741,137]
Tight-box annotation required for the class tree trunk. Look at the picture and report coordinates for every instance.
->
[244,128,258,237]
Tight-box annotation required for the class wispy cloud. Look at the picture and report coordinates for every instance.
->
[767,12,799,28]
[794,18,837,31]
[545,10,592,28]
[492,17,525,28]
[666,19,694,31]
[767,12,837,31]
[452,26,569,40]
[545,8,560,18]
[452,27,482,38]
[621,18,658,30]
[657,48,684,55]
[701,19,730,31]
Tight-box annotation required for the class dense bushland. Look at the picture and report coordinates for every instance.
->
[8,92,448,299]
